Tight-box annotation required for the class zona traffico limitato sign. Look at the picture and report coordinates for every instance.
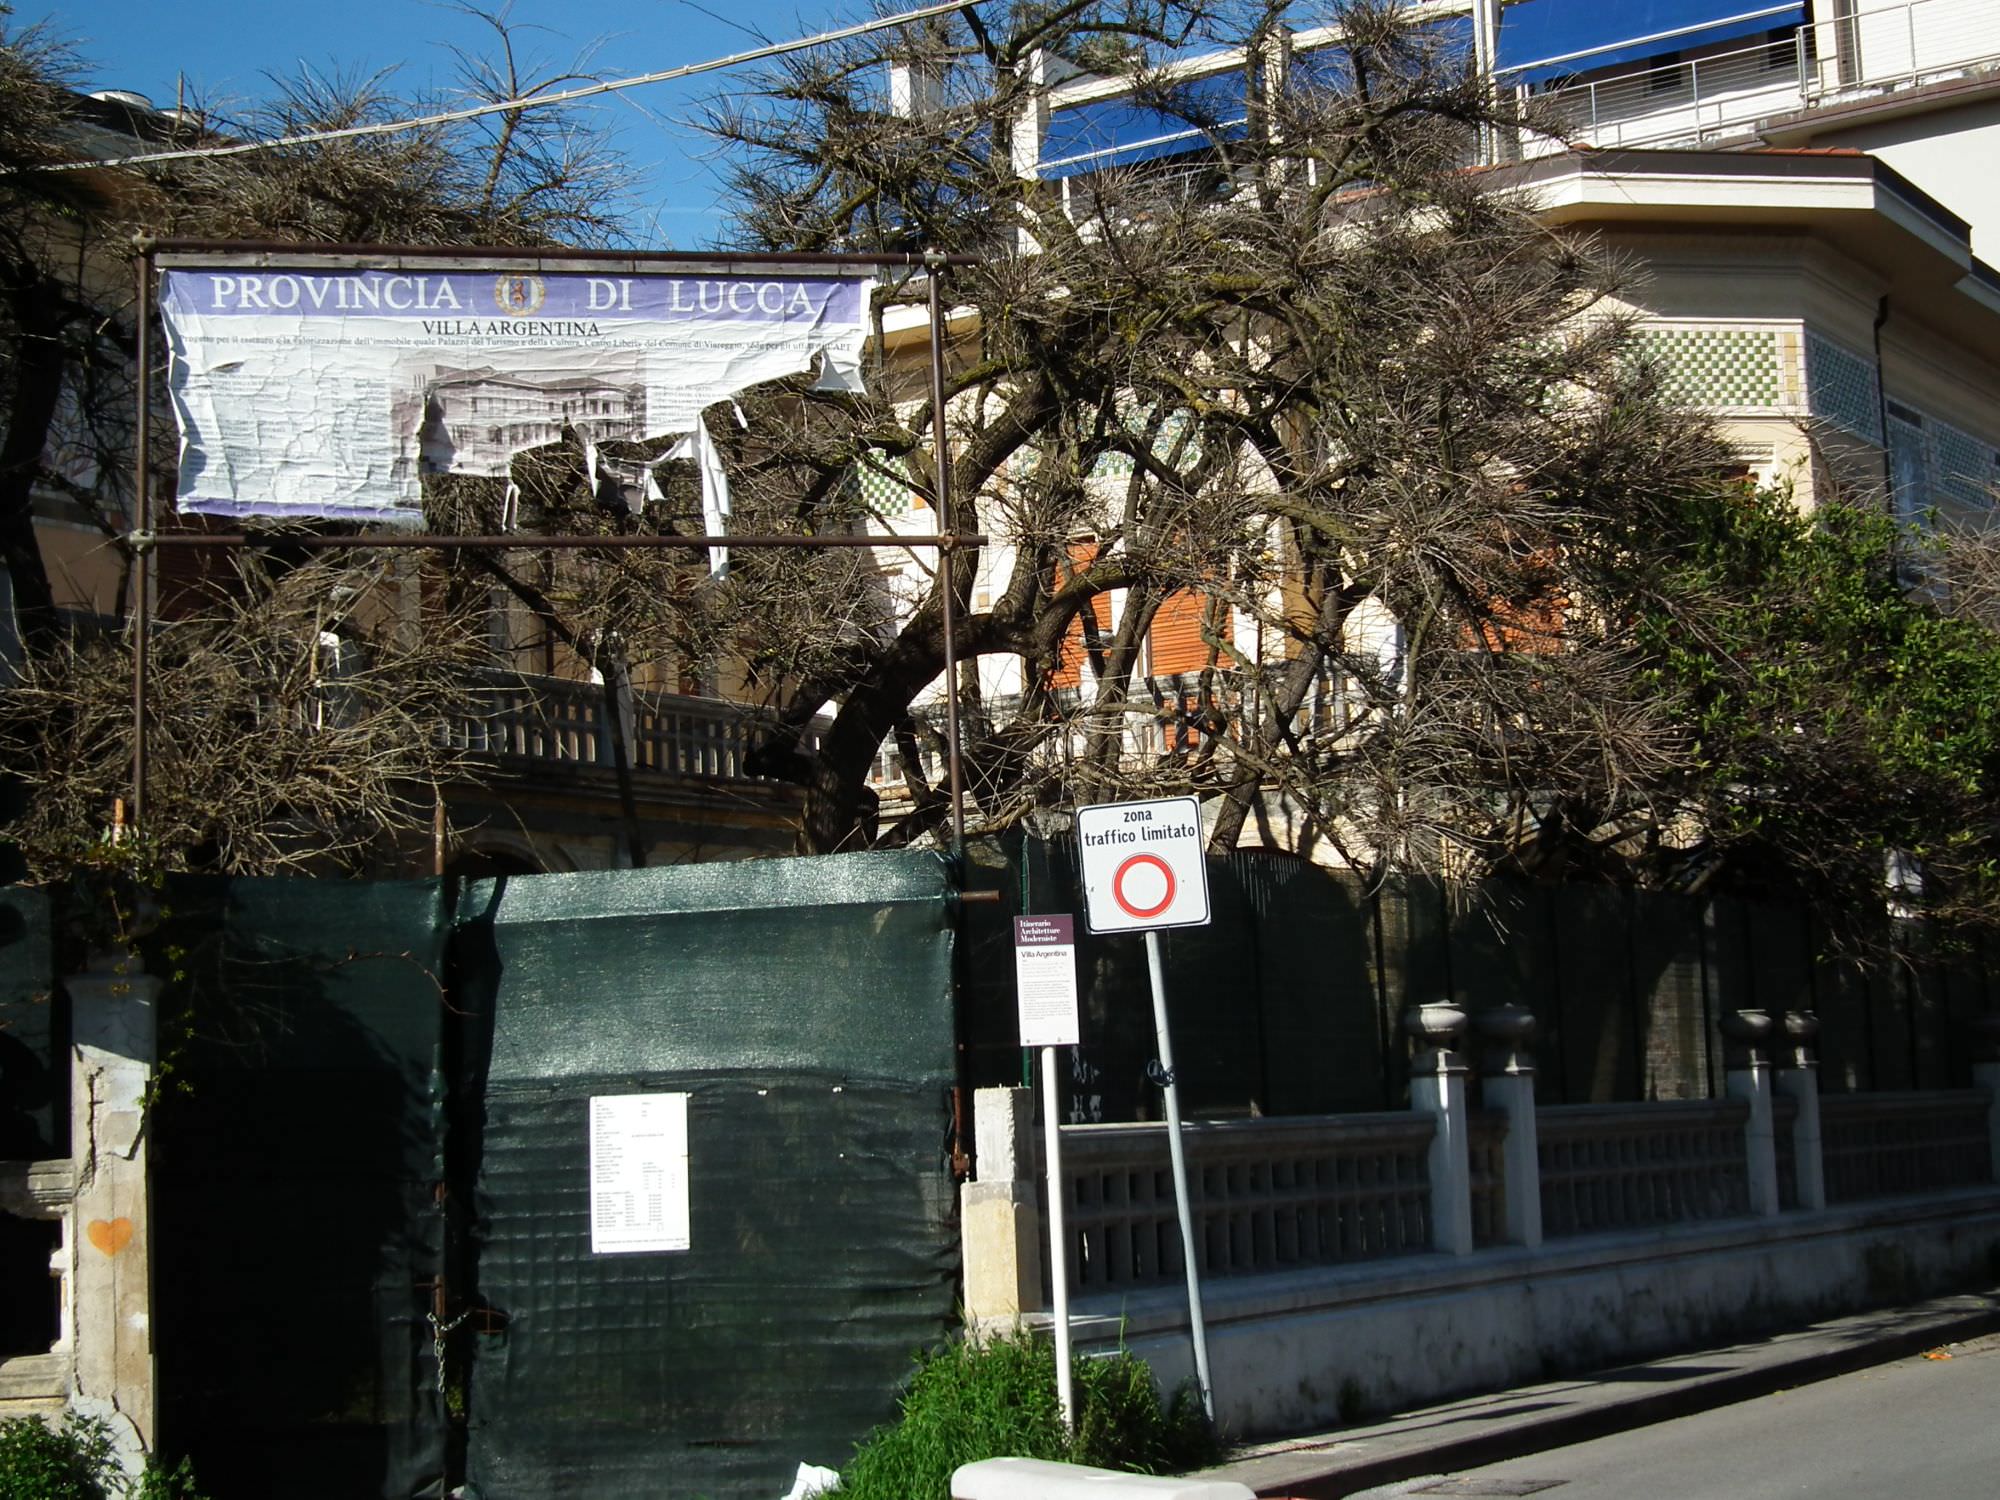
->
[1074,796,1211,935]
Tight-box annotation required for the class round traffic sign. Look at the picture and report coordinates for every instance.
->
[1112,853,1176,919]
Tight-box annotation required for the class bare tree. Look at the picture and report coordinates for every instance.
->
[0,4,641,874]
[3,553,489,877]
[693,0,1741,874]
[11,0,1999,932]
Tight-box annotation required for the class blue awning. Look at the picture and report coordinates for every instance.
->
[1038,13,1475,178]
[1040,74,1246,178]
[1497,0,1805,84]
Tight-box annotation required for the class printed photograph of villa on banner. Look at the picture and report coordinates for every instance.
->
[157,260,875,532]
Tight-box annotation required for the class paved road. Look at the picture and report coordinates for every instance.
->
[1347,1334,2000,1500]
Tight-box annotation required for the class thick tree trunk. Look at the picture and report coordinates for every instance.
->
[803,635,944,853]
[1207,642,1327,853]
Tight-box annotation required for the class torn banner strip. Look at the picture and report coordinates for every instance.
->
[157,268,874,545]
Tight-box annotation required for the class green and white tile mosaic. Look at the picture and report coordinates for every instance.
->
[1890,408,1999,518]
[853,454,919,514]
[1931,421,1998,513]
[1806,332,1884,446]
[1636,326,1785,408]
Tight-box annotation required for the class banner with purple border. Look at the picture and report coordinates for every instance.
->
[158,265,874,523]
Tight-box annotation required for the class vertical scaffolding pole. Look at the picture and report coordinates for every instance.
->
[1470,0,1499,165]
[130,242,154,828]
[924,250,968,855]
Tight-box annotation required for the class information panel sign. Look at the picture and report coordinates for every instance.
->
[1075,796,1211,934]
[1014,915,1082,1047]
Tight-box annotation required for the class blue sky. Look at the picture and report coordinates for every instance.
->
[42,0,860,246]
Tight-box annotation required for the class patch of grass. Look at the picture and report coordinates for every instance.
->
[0,1414,208,1500]
[834,1332,1216,1500]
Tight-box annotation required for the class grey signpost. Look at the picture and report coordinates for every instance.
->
[1013,913,1083,1432]
[1074,795,1214,1420]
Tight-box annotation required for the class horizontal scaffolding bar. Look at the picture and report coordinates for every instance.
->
[146,238,982,269]
[130,530,983,551]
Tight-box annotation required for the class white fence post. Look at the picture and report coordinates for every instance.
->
[1775,1010,1827,1210]
[960,1087,1047,1336]
[1406,1004,1474,1256]
[1475,1004,1542,1248]
[1722,1008,1781,1217]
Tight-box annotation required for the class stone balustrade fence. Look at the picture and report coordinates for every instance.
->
[961,1005,2000,1324]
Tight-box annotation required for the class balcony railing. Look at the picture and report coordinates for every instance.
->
[1809,0,2000,100]
[447,672,820,785]
[1506,0,2000,156]
[867,669,1252,793]
[1516,31,1808,153]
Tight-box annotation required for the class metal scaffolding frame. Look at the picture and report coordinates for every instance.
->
[127,239,984,852]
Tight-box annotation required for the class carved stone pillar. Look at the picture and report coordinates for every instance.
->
[1405,1003,1474,1256]
[62,951,159,1473]
[1720,1008,1779,1217]
[1474,1004,1542,1248]
[1775,1010,1826,1210]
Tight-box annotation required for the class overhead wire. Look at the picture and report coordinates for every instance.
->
[18,0,978,175]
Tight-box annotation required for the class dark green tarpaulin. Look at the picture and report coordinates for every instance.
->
[148,854,958,1500]
[451,853,959,1499]
[0,885,60,1360]
[0,886,57,1159]
[152,875,452,1500]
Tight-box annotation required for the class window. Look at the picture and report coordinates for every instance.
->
[1887,401,1930,526]
[1647,53,1687,94]
[1050,538,1113,690]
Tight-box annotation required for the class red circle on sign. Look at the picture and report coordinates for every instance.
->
[1112,854,1177,919]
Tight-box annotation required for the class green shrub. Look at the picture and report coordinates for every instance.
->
[0,1413,115,1500]
[0,1415,207,1500]
[835,1332,1216,1500]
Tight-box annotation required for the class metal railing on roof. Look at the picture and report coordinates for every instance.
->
[1807,0,2000,100]
[1506,0,2000,154]
[1512,29,1808,152]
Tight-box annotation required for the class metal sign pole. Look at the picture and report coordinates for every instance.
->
[1145,928,1213,1421]
[1038,1044,1075,1433]
[1075,797,1214,1421]
[1015,914,1082,1430]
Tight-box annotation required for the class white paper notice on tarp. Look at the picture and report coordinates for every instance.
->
[1014,915,1082,1048]
[588,1092,691,1255]
[157,266,874,524]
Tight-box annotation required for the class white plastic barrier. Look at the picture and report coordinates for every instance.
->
[951,1458,1256,1500]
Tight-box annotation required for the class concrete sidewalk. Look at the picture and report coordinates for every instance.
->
[1193,1288,2000,1499]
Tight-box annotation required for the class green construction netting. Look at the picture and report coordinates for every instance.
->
[0,884,60,1361]
[151,875,452,1500]
[450,852,959,1500]
[0,885,57,1158]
